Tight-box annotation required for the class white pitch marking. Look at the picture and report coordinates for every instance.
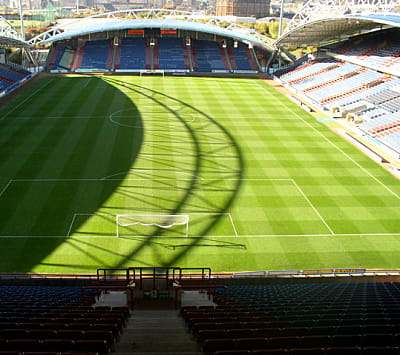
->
[259,81,400,202]
[0,177,381,239]
[10,177,293,182]
[109,109,196,129]
[66,214,77,237]
[2,232,400,239]
[228,213,239,237]
[83,77,91,89]
[15,115,108,120]
[101,170,202,180]
[0,180,12,199]
[67,212,116,237]
[0,79,54,121]
[291,179,335,235]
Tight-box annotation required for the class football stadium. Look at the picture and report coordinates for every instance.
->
[1,2,400,354]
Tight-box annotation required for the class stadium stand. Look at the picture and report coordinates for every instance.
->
[330,33,400,74]
[48,45,65,70]
[182,282,400,354]
[0,64,30,92]
[158,38,186,70]
[119,38,147,70]
[46,37,258,74]
[0,285,129,354]
[277,36,400,155]
[193,40,226,72]
[78,40,111,71]
[230,44,257,71]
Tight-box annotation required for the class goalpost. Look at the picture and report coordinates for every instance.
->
[116,214,189,237]
[139,69,165,77]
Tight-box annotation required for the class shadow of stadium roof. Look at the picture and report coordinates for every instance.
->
[40,18,268,49]
[275,14,400,47]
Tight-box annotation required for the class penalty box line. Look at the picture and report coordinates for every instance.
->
[67,212,238,238]
[1,177,333,237]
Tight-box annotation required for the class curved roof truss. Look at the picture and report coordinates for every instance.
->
[275,13,400,47]
[286,0,400,34]
[0,15,28,47]
[29,9,273,50]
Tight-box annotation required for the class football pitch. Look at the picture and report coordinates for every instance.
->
[1,74,400,273]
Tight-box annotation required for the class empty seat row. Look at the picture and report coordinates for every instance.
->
[0,352,97,355]
[0,338,109,353]
[202,334,400,352]
[213,347,399,354]
[0,329,114,343]
[197,324,400,340]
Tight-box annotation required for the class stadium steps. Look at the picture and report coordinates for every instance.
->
[182,40,191,70]
[48,46,59,68]
[219,45,231,71]
[114,43,122,70]
[153,41,160,69]
[190,45,198,70]
[226,46,237,70]
[247,47,258,70]
[71,45,85,71]
[106,41,115,70]
[112,309,201,354]
[145,40,152,70]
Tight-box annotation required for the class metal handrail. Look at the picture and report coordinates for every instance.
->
[174,284,227,309]
[82,285,135,310]
[172,267,212,282]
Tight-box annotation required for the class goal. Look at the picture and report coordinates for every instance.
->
[116,214,189,237]
[139,69,165,77]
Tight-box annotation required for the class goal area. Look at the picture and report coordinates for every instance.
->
[116,214,189,237]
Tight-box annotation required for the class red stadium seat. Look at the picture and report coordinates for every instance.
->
[28,330,58,340]
[287,349,324,355]
[198,329,227,342]
[57,330,85,340]
[236,337,268,350]
[41,339,75,352]
[83,330,115,344]
[202,338,236,352]
[325,347,362,354]
[75,339,109,353]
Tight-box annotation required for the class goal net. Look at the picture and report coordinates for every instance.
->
[116,214,189,237]
[139,69,165,77]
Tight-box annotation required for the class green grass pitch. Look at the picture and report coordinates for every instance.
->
[1,74,400,273]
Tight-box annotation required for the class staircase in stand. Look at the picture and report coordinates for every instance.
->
[190,45,198,71]
[114,44,122,70]
[227,47,237,70]
[145,40,152,69]
[106,41,115,71]
[182,40,192,70]
[113,309,202,355]
[153,41,160,69]
[219,45,231,71]
[72,45,85,71]
[246,47,258,70]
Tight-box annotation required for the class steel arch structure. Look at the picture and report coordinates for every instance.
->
[28,8,274,49]
[0,15,27,47]
[286,0,400,34]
